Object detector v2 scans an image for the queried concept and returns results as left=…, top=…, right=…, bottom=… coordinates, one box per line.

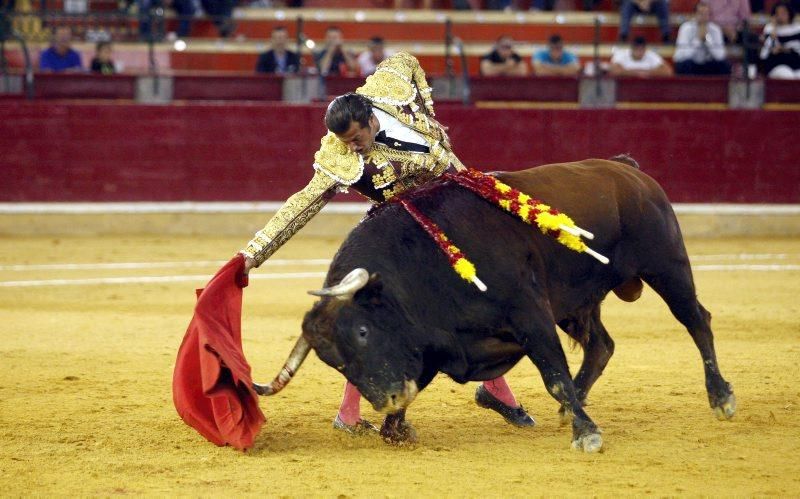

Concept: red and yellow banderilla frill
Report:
left=397, top=169, right=608, bottom=292
left=400, top=199, right=487, bottom=292
left=446, top=169, right=609, bottom=265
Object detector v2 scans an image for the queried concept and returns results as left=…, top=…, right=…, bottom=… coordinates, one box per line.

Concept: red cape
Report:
left=172, top=254, right=265, bottom=451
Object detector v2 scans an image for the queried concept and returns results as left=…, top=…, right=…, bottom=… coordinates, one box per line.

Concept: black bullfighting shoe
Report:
left=332, top=415, right=380, bottom=435
left=475, top=385, right=536, bottom=427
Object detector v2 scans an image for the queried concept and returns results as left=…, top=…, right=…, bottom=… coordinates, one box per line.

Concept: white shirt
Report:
left=372, top=108, right=427, bottom=148
left=674, top=20, right=727, bottom=63
left=611, top=48, right=666, bottom=71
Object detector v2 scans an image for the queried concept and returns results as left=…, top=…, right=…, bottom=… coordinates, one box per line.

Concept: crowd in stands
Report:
left=23, top=0, right=800, bottom=80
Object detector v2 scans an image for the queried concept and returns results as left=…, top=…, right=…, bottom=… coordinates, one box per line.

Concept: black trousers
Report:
left=675, top=59, right=732, bottom=76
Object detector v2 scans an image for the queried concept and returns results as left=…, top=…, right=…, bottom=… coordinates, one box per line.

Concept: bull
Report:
left=254, top=157, right=736, bottom=453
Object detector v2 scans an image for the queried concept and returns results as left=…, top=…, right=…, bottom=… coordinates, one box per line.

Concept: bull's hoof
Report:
left=571, top=432, right=603, bottom=453
left=380, top=419, right=417, bottom=445
left=713, top=393, right=737, bottom=421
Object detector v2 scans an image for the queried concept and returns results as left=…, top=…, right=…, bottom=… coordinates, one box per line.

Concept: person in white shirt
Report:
left=610, top=36, right=673, bottom=77
left=357, top=36, right=394, bottom=77
left=674, top=1, right=732, bottom=75
left=760, top=1, right=800, bottom=79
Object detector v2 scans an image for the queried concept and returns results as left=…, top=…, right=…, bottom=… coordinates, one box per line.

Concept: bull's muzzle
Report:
left=375, top=380, right=419, bottom=414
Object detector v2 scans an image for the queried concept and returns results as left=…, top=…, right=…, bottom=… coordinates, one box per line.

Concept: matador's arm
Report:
left=241, top=132, right=363, bottom=268
left=240, top=171, right=337, bottom=267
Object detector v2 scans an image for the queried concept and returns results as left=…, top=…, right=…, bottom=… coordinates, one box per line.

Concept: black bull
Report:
left=254, top=158, right=736, bottom=452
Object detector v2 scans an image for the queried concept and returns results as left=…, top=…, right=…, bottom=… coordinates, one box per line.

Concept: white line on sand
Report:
left=1, top=265, right=798, bottom=287
left=2, top=254, right=797, bottom=272
left=690, top=253, right=797, bottom=261
left=692, top=264, right=800, bottom=271
left=0, top=259, right=331, bottom=271
left=0, top=272, right=328, bottom=287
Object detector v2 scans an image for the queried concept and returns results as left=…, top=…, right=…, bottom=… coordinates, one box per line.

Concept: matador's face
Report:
left=335, top=114, right=380, bottom=155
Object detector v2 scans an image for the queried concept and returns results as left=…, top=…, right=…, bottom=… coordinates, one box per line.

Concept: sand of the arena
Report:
left=1, top=234, right=798, bottom=496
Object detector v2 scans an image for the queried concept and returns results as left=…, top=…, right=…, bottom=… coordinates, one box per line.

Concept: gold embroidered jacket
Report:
left=242, top=52, right=465, bottom=266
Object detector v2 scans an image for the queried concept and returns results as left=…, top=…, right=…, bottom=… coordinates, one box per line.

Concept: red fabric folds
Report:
left=172, top=254, right=265, bottom=451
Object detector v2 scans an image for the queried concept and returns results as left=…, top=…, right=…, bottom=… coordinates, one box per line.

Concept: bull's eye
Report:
left=356, top=325, right=369, bottom=345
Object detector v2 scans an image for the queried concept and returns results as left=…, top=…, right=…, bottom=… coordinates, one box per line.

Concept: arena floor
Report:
left=1, top=233, right=799, bottom=496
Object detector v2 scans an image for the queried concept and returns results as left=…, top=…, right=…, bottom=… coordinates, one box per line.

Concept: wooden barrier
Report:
left=2, top=101, right=798, bottom=203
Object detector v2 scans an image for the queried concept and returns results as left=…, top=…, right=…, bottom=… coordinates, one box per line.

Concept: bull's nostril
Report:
left=391, top=394, right=397, bottom=404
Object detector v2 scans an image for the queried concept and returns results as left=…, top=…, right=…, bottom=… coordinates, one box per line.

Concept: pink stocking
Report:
left=337, top=381, right=362, bottom=425
left=482, top=376, right=519, bottom=407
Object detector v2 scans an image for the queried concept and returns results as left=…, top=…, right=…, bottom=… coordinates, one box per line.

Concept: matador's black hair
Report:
left=325, top=93, right=373, bottom=134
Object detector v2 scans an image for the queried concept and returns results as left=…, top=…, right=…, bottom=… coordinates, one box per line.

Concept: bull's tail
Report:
left=609, top=154, right=640, bottom=170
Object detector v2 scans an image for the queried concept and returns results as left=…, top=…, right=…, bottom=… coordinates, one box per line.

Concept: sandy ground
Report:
left=1, top=233, right=799, bottom=496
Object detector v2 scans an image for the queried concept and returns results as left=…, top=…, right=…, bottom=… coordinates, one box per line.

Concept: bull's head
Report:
left=254, top=269, right=423, bottom=414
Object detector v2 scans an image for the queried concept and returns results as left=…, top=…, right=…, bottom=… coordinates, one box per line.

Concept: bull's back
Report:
left=495, top=159, right=668, bottom=227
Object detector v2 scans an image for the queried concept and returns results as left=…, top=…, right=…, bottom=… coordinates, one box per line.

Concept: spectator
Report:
left=610, top=36, right=674, bottom=77
left=707, top=0, right=751, bottom=43
left=357, top=36, right=394, bottom=77
left=138, top=0, right=195, bottom=40
left=200, top=0, right=236, bottom=38
left=90, top=41, right=116, bottom=75
left=674, top=1, right=732, bottom=75
left=619, top=0, right=672, bottom=43
left=760, top=1, right=800, bottom=78
left=39, top=26, right=82, bottom=73
left=532, top=34, right=581, bottom=76
left=256, top=26, right=300, bottom=74
left=479, top=35, right=528, bottom=76
left=314, top=26, right=357, bottom=76
left=530, top=0, right=556, bottom=10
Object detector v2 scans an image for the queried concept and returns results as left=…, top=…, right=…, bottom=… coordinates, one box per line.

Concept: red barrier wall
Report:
left=2, top=101, right=798, bottom=203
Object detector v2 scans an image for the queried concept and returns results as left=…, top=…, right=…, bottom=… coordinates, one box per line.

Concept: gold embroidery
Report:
left=371, top=167, right=397, bottom=189
left=242, top=171, right=337, bottom=266
left=242, top=52, right=463, bottom=266
left=313, top=132, right=364, bottom=185
left=381, top=184, right=404, bottom=201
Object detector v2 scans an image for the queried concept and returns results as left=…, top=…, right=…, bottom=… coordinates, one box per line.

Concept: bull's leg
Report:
left=380, top=409, right=417, bottom=445
left=515, top=312, right=603, bottom=452
left=557, top=305, right=615, bottom=425
left=642, top=266, right=735, bottom=420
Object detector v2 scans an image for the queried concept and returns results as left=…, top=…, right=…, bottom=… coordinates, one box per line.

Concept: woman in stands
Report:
left=760, top=1, right=800, bottom=79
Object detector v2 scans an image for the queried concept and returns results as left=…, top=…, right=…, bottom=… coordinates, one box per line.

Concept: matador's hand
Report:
left=243, top=256, right=257, bottom=275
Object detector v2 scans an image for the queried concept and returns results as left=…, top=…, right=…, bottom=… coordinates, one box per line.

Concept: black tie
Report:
left=375, top=130, right=430, bottom=153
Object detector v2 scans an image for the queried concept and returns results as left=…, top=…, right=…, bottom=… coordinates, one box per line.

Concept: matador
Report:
left=240, top=52, right=534, bottom=433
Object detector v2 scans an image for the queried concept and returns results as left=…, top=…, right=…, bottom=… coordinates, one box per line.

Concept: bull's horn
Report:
left=307, top=268, right=369, bottom=299
left=253, top=335, right=311, bottom=396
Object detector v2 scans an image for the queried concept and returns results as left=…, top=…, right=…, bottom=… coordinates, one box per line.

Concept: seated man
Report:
left=610, top=36, right=673, bottom=77
left=241, top=52, right=535, bottom=433
left=674, top=1, right=731, bottom=75
left=39, top=26, right=82, bottom=73
left=532, top=34, right=581, bottom=76
left=479, top=35, right=528, bottom=76
left=314, top=26, right=358, bottom=77
left=619, top=0, right=672, bottom=43
left=256, top=26, right=300, bottom=74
